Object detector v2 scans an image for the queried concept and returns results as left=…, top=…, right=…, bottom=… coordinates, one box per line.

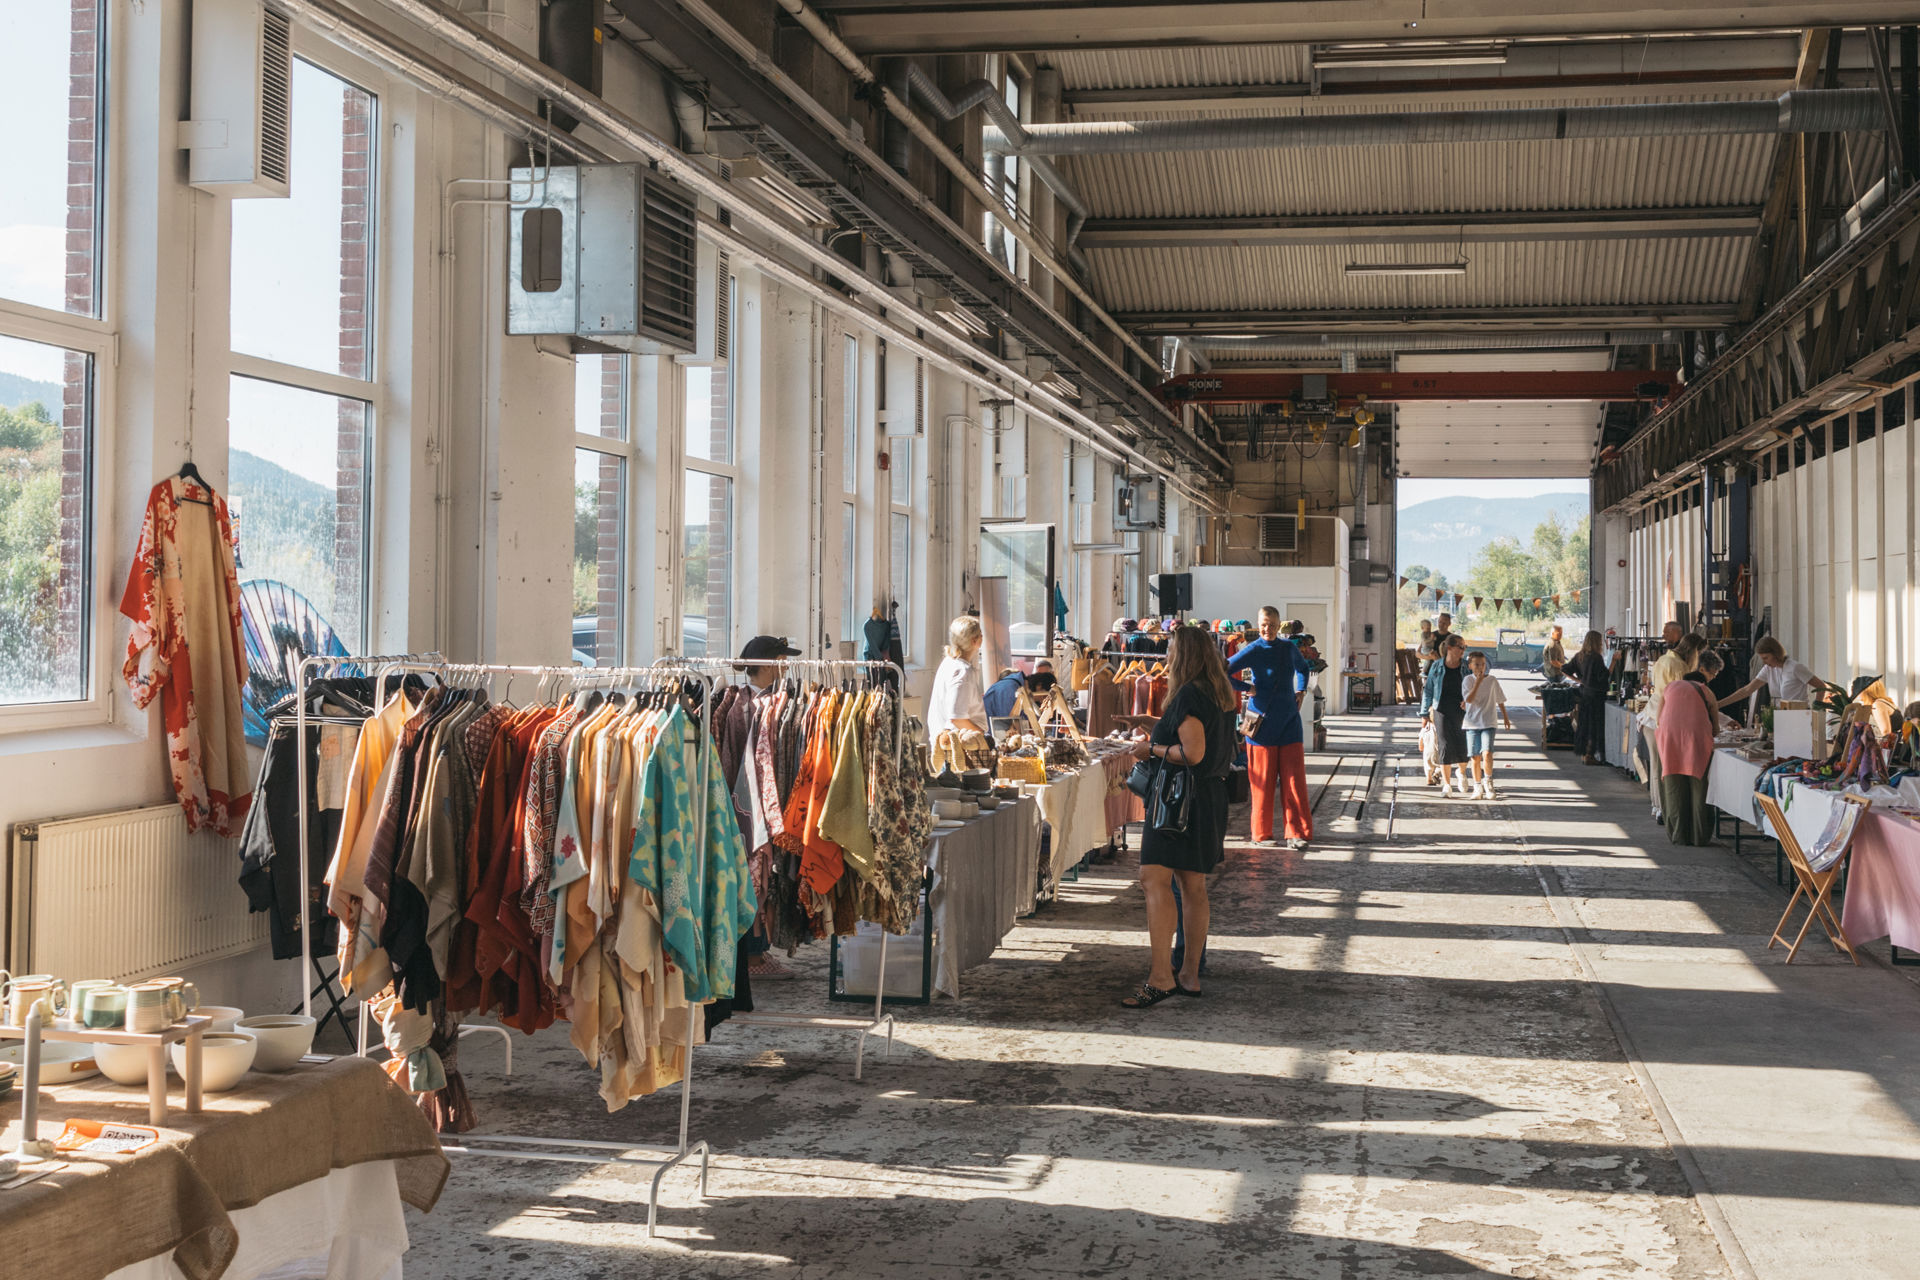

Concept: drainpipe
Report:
left=881, top=61, right=912, bottom=176
left=985, top=90, right=1886, bottom=156
left=667, top=82, right=708, bottom=154
left=537, top=0, right=602, bottom=133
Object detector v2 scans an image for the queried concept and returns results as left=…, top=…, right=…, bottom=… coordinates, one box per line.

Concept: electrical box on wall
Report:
left=183, top=0, right=292, bottom=198
left=1117, top=475, right=1165, bottom=529
left=508, top=164, right=697, bottom=353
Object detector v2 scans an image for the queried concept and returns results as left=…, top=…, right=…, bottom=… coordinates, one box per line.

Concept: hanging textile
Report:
left=120, top=475, right=252, bottom=836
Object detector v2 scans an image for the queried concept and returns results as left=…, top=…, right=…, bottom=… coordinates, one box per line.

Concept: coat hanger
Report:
left=176, top=458, right=213, bottom=505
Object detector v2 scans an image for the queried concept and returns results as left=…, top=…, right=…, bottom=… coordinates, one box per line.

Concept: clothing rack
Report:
left=665, top=655, right=911, bottom=1081
left=292, top=654, right=719, bottom=1236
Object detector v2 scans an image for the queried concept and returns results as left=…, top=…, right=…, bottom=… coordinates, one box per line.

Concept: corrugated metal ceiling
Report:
left=1044, top=45, right=1312, bottom=90
left=1060, top=94, right=1780, bottom=220
left=1089, top=235, right=1752, bottom=313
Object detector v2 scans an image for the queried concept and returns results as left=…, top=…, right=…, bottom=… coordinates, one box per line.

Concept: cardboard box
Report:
left=1775, top=707, right=1828, bottom=760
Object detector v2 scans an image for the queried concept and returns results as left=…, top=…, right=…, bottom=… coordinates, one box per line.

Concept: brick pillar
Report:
left=333, top=87, right=372, bottom=647
left=594, top=357, right=624, bottom=664
left=56, top=0, right=98, bottom=693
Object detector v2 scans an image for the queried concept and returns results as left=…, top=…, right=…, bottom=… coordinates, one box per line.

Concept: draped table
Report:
left=0, top=1055, right=446, bottom=1280
left=1704, top=746, right=1920, bottom=953
left=1603, top=701, right=1645, bottom=773
left=925, top=796, right=1043, bottom=998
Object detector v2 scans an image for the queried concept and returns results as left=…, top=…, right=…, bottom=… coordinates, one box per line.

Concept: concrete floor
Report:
left=401, top=677, right=1920, bottom=1279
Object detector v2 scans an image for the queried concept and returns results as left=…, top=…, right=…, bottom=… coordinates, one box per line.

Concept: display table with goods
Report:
left=0, top=1054, right=446, bottom=1280
left=924, top=796, right=1044, bottom=998
left=1603, top=700, right=1646, bottom=773
left=1704, top=700, right=1920, bottom=956
left=1002, top=732, right=1136, bottom=885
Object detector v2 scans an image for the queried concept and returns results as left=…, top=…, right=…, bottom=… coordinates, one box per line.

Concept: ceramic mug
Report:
left=82, top=983, right=129, bottom=1030
left=6, top=980, right=63, bottom=1027
left=67, top=980, right=112, bottom=1025
left=125, top=982, right=171, bottom=1034
left=154, top=978, right=200, bottom=1024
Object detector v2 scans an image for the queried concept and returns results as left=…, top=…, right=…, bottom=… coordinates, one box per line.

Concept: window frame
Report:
left=0, top=0, right=115, bottom=734
left=226, top=46, right=385, bottom=658
left=680, top=274, right=739, bottom=658
left=573, top=353, right=635, bottom=667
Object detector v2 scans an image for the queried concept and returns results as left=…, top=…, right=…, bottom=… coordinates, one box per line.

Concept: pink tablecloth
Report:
left=1841, top=810, right=1920, bottom=952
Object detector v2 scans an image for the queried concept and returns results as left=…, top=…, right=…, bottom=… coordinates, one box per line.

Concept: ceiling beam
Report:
left=1120, top=305, right=1742, bottom=334
left=1161, top=369, right=1677, bottom=403
left=1080, top=207, right=1763, bottom=250
left=813, top=1, right=1920, bottom=55
left=1065, top=70, right=1806, bottom=113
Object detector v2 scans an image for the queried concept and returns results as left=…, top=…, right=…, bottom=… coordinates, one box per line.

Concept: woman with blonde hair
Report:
left=927, top=614, right=986, bottom=740
left=1122, top=625, right=1236, bottom=1008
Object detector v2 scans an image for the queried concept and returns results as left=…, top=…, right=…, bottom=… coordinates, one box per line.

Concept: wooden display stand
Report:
left=1, top=1016, right=209, bottom=1124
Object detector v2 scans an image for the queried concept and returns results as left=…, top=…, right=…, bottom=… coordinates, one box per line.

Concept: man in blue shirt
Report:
left=1229, top=607, right=1313, bottom=849
left=982, top=668, right=1028, bottom=722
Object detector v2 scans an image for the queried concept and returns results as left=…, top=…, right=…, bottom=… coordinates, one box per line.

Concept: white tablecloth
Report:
left=108, top=1160, right=410, bottom=1280
left=1032, top=764, right=1113, bottom=883
left=926, top=797, right=1043, bottom=998
left=1603, top=701, right=1644, bottom=773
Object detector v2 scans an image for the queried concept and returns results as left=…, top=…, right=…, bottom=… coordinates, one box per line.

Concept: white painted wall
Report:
left=1189, top=565, right=1350, bottom=710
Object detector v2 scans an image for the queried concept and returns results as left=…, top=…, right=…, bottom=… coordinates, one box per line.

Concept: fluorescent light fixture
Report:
left=1345, top=261, right=1468, bottom=277
left=1316, top=52, right=1509, bottom=68
left=1315, top=41, right=1509, bottom=69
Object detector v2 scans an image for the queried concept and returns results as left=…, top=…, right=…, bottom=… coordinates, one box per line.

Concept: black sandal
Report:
left=1121, top=982, right=1177, bottom=1009
left=1173, top=981, right=1203, bottom=997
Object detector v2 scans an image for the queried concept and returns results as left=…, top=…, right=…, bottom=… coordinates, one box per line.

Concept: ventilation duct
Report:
left=984, top=90, right=1885, bottom=156
left=902, top=66, right=1093, bottom=275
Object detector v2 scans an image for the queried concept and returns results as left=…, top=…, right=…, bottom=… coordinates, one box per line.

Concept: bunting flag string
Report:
left=1473, top=596, right=1483, bottom=609
left=1398, top=575, right=1408, bottom=589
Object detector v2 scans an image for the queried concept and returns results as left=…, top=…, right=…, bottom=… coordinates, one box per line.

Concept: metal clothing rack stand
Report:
left=668, top=655, right=912, bottom=1080
left=293, top=654, right=723, bottom=1236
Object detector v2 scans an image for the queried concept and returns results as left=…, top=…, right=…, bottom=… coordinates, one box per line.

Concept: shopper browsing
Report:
left=1228, top=606, right=1313, bottom=849
left=1461, top=651, right=1513, bottom=800
left=927, top=615, right=987, bottom=739
left=1643, top=631, right=1704, bottom=821
left=1657, top=650, right=1724, bottom=845
left=1420, top=634, right=1472, bottom=797
left=1544, top=625, right=1567, bottom=680
left=1569, top=630, right=1611, bottom=765
left=1121, top=626, right=1236, bottom=1009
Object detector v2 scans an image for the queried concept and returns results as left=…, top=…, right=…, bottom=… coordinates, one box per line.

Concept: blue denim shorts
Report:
left=1465, top=727, right=1495, bottom=756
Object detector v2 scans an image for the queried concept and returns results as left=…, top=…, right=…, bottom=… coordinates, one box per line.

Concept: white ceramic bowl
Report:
left=197, top=1005, right=246, bottom=1033
left=236, top=1014, right=317, bottom=1072
left=92, top=1039, right=152, bottom=1086
left=171, top=1032, right=256, bottom=1092
left=0, top=1041, right=101, bottom=1085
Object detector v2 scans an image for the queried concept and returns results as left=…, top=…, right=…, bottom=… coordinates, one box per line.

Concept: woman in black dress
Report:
left=1570, top=630, right=1611, bottom=764
left=1420, top=634, right=1471, bottom=796
left=1121, top=625, right=1236, bottom=1009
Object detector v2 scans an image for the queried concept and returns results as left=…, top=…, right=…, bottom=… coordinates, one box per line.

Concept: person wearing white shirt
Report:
left=1717, top=636, right=1836, bottom=710
left=1461, top=652, right=1514, bottom=800
left=927, top=614, right=988, bottom=740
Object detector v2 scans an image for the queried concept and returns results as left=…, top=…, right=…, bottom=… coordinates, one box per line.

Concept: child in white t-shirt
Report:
left=1461, top=652, right=1514, bottom=800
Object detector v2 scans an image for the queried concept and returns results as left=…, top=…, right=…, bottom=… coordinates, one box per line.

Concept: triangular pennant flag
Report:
left=1473, top=596, right=1483, bottom=609
left=1553, top=594, right=1561, bottom=607
left=1532, top=597, right=1543, bottom=608
left=1398, top=576, right=1408, bottom=589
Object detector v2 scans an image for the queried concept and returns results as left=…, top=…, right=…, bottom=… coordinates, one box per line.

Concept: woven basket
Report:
left=997, top=755, right=1047, bottom=785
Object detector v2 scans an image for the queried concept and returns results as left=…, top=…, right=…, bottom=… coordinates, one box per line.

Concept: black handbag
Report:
left=1147, top=761, right=1195, bottom=834
left=1126, top=756, right=1158, bottom=799
left=1225, top=766, right=1250, bottom=805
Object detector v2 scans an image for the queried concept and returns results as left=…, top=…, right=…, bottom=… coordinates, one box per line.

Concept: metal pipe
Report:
left=902, top=65, right=1093, bottom=274
left=985, top=89, right=1887, bottom=155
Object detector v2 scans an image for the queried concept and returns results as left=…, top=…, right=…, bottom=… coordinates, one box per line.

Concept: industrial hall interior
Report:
left=15, top=0, right=1920, bottom=1277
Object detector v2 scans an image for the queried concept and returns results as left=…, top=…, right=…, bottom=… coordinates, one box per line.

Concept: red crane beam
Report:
left=1158, top=370, right=1678, bottom=405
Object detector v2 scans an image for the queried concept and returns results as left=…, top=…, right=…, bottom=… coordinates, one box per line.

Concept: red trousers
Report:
left=1248, top=741, right=1311, bottom=842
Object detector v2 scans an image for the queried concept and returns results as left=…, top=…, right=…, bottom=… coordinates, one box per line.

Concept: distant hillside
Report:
left=1398, top=492, right=1588, bottom=583
left=0, top=372, right=61, bottom=413
left=228, top=449, right=337, bottom=616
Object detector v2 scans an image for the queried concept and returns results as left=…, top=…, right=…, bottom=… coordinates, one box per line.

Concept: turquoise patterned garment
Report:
left=630, top=704, right=759, bottom=1002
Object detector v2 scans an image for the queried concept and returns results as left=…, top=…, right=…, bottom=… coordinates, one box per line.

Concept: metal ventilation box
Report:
left=508, top=164, right=697, bottom=354
left=184, top=0, right=292, bottom=197
left=1257, top=513, right=1300, bottom=553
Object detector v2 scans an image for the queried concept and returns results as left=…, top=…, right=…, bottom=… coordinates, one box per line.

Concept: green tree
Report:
left=1403, top=563, right=1432, bottom=584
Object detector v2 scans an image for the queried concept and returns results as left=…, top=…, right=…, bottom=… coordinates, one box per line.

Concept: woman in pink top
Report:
left=1655, top=650, right=1723, bottom=845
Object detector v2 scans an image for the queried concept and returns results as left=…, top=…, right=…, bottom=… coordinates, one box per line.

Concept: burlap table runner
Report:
left=0, top=1054, right=448, bottom=1280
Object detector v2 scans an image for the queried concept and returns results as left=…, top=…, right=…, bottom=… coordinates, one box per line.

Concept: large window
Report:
left=574, top=355, right=630, bottom=666
left=0, top=1, right=107, bottom=723
left=683, top=276, right=737, bottom=657
left=229, top=59, right=378, bottom=651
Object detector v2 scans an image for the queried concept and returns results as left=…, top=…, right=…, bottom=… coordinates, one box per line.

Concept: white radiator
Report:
left=7, top=803, right=270, bottom=982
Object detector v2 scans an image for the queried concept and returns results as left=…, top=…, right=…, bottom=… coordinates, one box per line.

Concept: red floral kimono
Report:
left=120, top=476, right=252, bottom=836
